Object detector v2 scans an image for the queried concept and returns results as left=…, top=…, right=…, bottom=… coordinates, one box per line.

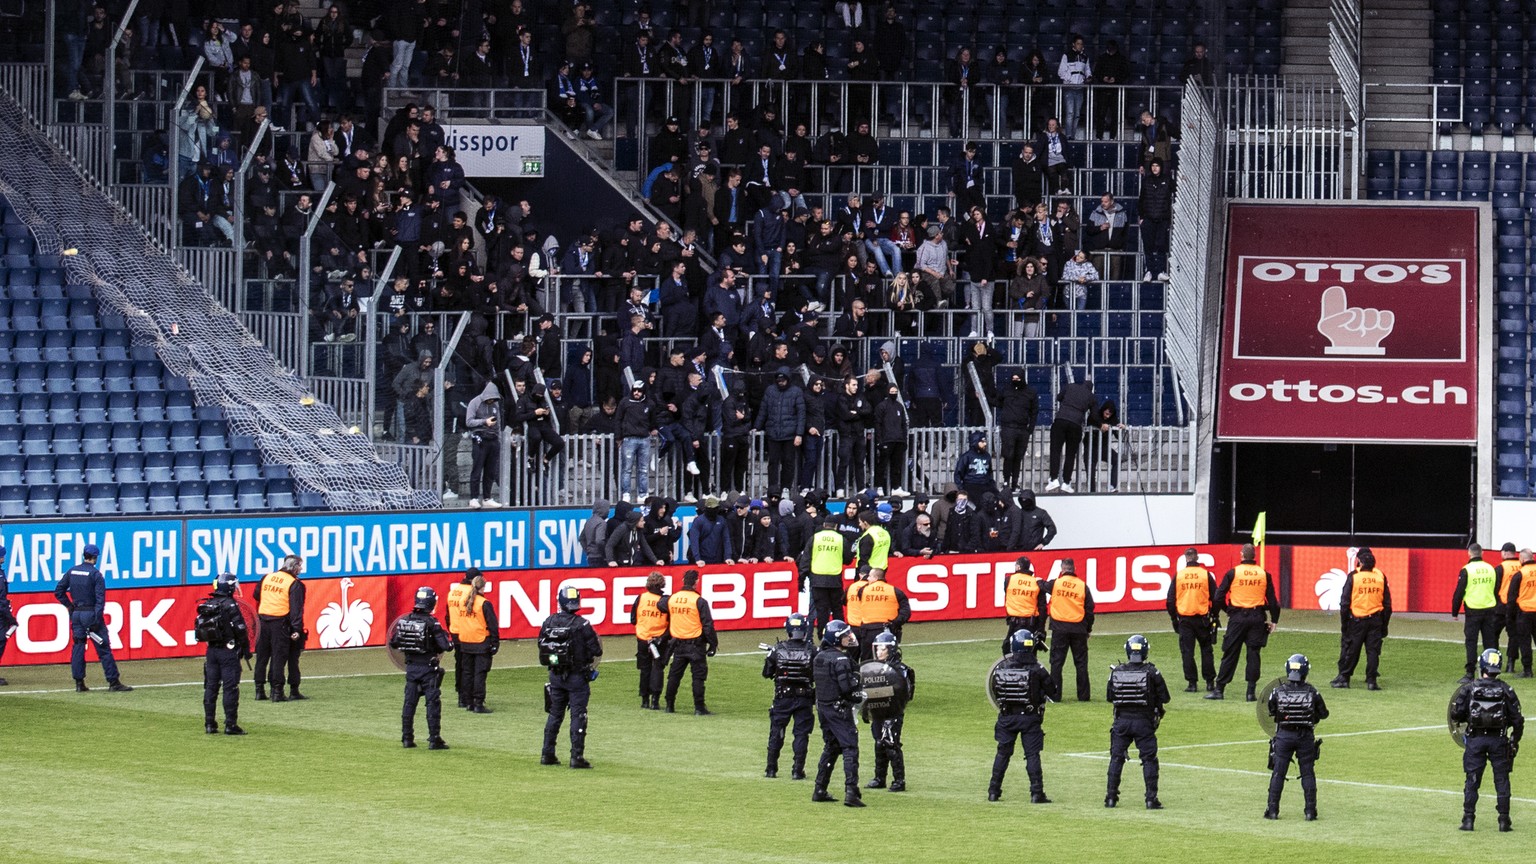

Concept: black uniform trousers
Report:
left=468, top=434, right=498, bottom=500
left=1049, top=628, right=1091, bottom=701
left=999, top=425, right=1030, bottom=487
left=1514, top=610, right=1536, bottom=674
left=1047, top=417, right=1083, bottom=483
left=767, top=690, right=815, bottom=773
left=1337, top=614, right=1385, bottom=682
left=990, top=709, right=1045, bottom=795
left=869, top=709, right=905, bottom=784
left=665, top=638, right=709, bottom=709
left=636, top=637, right=667, bottom=703
left=543, top=669, right=591, bottom=760
left=402, top=659, right=443, bottom=743
left=1463, top=610, right=1501, bottom=674
left=1107, top=712, right=1158, bottom=799
left=254, top=617, right=293, bottom=691
left=815, top=701, right=860, bottom=793
left=1463, top=732, right=1514, bottom=819
left=1216, top=609, right=1269, bottom=690
left=459, top=648, right=492, bottom=706
left=1176, top=615, right=1216, bottom=687
left=0, top=596, right=15, bottom=666
left=453, top=644, right=466, bottom=704
left=1267, top=727, right=1318, bottom=811
left=809, top=585, right=843, bottom=636
left=203, top=644, right=241, bottom=727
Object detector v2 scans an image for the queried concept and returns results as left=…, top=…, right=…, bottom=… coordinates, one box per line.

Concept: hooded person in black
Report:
left=945, top=490, right=983, bottom=554
left=873, top=379, right=909, bottom=495
left=954, top=431, right=997, bottom=501
left=641, top=498, right=682, bottom=563
left=1048, top=376, right=1098, bottom=493
left=720, top=379, right=753, bottom=494
left=1015, top=490, right=1057, bottom=550
left=998, top=371, right=1039, bottom=489
left=605, top=506, right=659, bottom=567
left=981, top=491, right=1018, bottom=553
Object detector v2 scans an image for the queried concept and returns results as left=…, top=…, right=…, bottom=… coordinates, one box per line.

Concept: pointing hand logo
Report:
left=1317, top=285, right=1394, bottom=356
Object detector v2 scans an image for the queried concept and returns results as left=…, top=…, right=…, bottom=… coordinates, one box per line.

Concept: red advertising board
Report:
left=1217, top=202, right=1483, bottom=443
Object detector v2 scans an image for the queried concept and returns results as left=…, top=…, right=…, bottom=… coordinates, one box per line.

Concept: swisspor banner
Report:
left=1217, top=202, right=1484, bottom=443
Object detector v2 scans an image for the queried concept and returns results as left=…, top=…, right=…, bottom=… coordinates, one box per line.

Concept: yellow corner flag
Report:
left=1252, top=512, right=1267, bottom=547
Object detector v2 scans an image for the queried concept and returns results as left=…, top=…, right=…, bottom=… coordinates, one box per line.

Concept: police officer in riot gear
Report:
left=446, top=569, right=499, bottom=712
left=812, top=619, right=865, bottom=807
left=1331, top=547, right=1392, bottom=690
left=1264, top=653, right=1328, bottom=820
left=1451, top=648, right=1524, bottom=831
left=1045, top=558, right=1095, bottom=701
left=254, top=555, right=306, bottom=701
left=1166, top=547, right=1218, bottom=693
left=988, top=628, right=1060, bottom=803
left=1105, top=634, right=1170, bottom=809
left=195, top=573, right=251, bottom=735
left=1209, top=544, right=1279, bottom=702
left=1453, top=544, right=1502, bottom=683
left=0, top=544, right=14, bottom=686
left=54, top=544, right=132, bottom=692
left=1003, top=556, right=1045, bottom=649
left=763, top=612, right=817, bottom=779
left=390, top=587, right=453, bottom=750
left=539, top=584, right=604, bottom=768
left=660, top=569, right=718, bottom=714
left=801, top=519, right=852, bottom=637
left=864, top=630, right=916, bottom=792
left=632, top=571, right=670, bottom=710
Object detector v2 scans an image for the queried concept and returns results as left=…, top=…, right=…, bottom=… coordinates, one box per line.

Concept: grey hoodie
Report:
left=466, top=381, right=502, bottom=439
left=581, top=498, right=611, bottom=565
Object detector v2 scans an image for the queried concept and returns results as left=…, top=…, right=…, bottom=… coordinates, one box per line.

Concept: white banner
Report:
left=440, top=123, right=545, bottom=177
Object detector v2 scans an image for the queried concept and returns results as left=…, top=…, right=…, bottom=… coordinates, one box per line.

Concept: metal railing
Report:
left=1165, top=81, right=1221, bottom=425
left=1364, top=82, right=1464, bottom=150
left=0, top=63, right=46, bottom=120
left=382, top=86, right=547, bottom=122
left=1224, top=74, right=1348, bottom=201
left=1329, top=0, right=1363, bottom=199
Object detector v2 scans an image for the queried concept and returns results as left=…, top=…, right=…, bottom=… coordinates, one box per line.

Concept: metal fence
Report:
left=1165, top=81, right=1221, bottom=423
left=1328, top=0, right=1363, bottom=199
left=382, top=86, right=547, bottom=122
left=0, top=62, right=45, bottom=120
left=1224, top=74, right=1349, bottom=201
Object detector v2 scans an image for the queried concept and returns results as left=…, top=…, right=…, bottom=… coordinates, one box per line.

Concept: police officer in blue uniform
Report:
left=0, top=544, right=14, bottom=686
left=1105, top=634, right=1170, bottom=809
left=763, top=612, right=817, bottom=780
left=1451, top=648, right=1524, bottom=831
left=390, top=587, right=453, bottom=750
left=812, top=619, right=865, bottom=807
left=865, top=629, right=916, bottom=793
left=539, top=584, right=604, bottom=769
left=987, top=628, right=1059, bottom=803
left=1264, top=653, right=1328, bottom=820
left=195, top=573, right=251, bottom=735
left=53, top=544, right=132, bottom=692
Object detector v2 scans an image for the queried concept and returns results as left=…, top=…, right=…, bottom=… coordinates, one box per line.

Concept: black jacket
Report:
left=997, top=381, right=1039, bottom=430
left=1014, top=491, right=1057, bottom=549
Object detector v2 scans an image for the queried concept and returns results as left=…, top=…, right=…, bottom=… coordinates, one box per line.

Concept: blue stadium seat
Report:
left=141, top=420, right=172, bottom=453
left=87, top=484, right=118, bottom=516
left=172, top=451, right=203, bottom=482
left=28, top=484, right=59, bottom=517
left=0, top=485, right=23, bottom=518
left=147, top=482, right=178, bottom=514
left=143, top=451, right=174, bottom=483
left=207, top=480, right=237, bottom=512
left=117, top=482, right=149, bottom=514
left=203, top=450, right=232, bottom=482
left=176, top=480, right=208, bottom=513
left=22, top=454, right=52, bottom=485
left=0, top=453, right=20, bottom=487
left=54, top=453, right=85, bottom=485
left=111, top=421, right=143, bottom=453
left=236, top=478, right=266, bottom=510
left=57, top=483, right=89, bottom=516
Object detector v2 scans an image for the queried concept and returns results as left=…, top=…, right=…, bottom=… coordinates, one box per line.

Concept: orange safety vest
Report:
left=1048, top=575, right=1087, bottom=623
left=844, top=580, right=866, bottom=627
left=1349, top=569, right=1386, bottom=618
left=1174, top=566, right=1212, bottom=617
left=668, top=590, right=703, bottom=639
left=449, top=593, right=491, bottom=644
left=1518, top=563, right=1536, bottom=613
left=444, top=583, right=474, bottom=635
left=1499, top=560, right=1521, bottom=604
left=258, top=571, right=295, bottom=617
left=860, top=581, right=899, bottom=624
left=1227, top=564, right=1269, bottom=609
left=634, top=591, right=669, bottom=640
left=1005, top=572, right=1043, bottom=617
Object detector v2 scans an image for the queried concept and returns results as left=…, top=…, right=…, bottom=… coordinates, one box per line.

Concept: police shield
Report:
left=385, top=616, right=410, bottom=671
left=985, top=656, right=1007, bottom=710
left=1448, top=689, right=1469, bottom=749
left=859, top=660, right=906, bottom=720
left=1256, top=677, right=1284, bottom=737
left=235, top=599, right=258, bottom=650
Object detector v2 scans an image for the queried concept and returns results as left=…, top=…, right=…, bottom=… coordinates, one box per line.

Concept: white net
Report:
left=0, top=91, right=438, bottom=511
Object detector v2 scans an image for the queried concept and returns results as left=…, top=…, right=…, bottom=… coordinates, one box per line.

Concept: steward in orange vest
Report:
left=254, top=554, right=307, bottom=702
left=1003, top=556, right=1045, bottom=649
left=1503, top=548, right=1536, bottom=677
left=1045, top=558, right=1096, bottom=702
left=1164, top=547, right=1218, bottom=693
left=1207, top=543, right=1279, bottom=702
left=630, top=571, right=670, bottom=710
left=1497, top=541, right=1522, bottom=671
left=446, top=568, right=499, bottom=712
left=1329, top=547, right=1392, bottom=691
left=658, top=569, right=718, bottom=714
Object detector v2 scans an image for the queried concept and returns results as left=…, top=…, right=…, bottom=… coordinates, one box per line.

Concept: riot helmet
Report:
left=557, top=584, right=582, bottom=613
left=784, top=613, right=811, bottom=641
left=1480, top=648, right=1504, bottom=677
left=413, top=586, right=438, bottom=613
left=872, top=629, right=899, bottom=662
left=1124, top=634, right=1149, bottom=663
left=1285, top=653, right=1310, bottom=682
left=214, top=572, right=239, bottom=596
left=822, top=619, right=857, bottom=649
left=1009, top=628, right=1040, bottom=661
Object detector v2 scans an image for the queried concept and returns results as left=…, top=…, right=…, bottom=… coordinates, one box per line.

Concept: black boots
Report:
left=108, top=680, right=133, bottom=692
left=1365, top=679, right=1381, bottom=691
left=1245, top=683, right=1257, bottom=702
left=255, top=686, right=267, bottom=701
left=1030, top=791, right=1052, bottom=804
left=288, top=689, right=307, bottom=701
left=570, top=757, right=592, bottom=769
left=1499, top=815, right=1513, bottom=832
left=1460, top=814, right=1475, bottom=831
left=1146, top=797, right=1163, bottom=810
left=205, top=720, right=219, bottom=734
left=469, top=702, right=492, bottom=714
left=1105, top=795, right=1118, bottom=808
left=811, top=789, right=837, bottom=802
left=74, top=679, right=89, bottom=692
left=694, top=704, right=713, bottom=716
left=428, top=737, right=450, bottom=750
left=1183, top=682, right=1198, bottom=693
left=1204, top=688, right=1223, bottom=700
left=225, top=724, right=246, bottom=736
left=540, top=753, right=560, bottom=765
left=844, top=787, right=865, bottom=808
left=1330, top=676, right=1349, bottom=689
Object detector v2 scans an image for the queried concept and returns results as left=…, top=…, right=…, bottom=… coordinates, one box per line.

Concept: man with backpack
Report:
left=1451, top=648, right=1524, bottom=831
left=195, top=573, right=252, bottom=735
left=539, top=584, right=604, bottom=768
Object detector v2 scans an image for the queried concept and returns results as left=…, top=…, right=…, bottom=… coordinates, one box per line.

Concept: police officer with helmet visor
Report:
left=1105, top=634, right=1170, bottom=809
left=390, top=587, right=453, bottom=750
left=195, top=573, right=251, bottom=735
left=763, top=612, right=817, bottom=779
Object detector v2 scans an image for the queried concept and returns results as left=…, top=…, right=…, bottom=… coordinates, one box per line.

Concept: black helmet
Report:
left=822, top=619, right=856, bottom=649
left=872, top=629, right=899, bottom=662
left=1009, top=628, right=1040, bottom=660
left=557, top=584, right=582, bottom=613
left=784, top=613, right=810, bottom=641
left=413, top=586, right=437, bottom=613
left=1124, top=634, right=1149, bottom=663
left=214, top=572, right=239, bottom=595
left=1285, top=653, right=1310, bottom=682
left=1480, top=648, right=1504, bottom=677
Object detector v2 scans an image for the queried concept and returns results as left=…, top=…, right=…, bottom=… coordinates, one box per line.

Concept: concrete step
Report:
left=1364, top=69, right=1431, bottom=84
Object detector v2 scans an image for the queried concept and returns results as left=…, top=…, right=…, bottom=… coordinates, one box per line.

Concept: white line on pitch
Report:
left=1063, top=724, right=1444, bottom=757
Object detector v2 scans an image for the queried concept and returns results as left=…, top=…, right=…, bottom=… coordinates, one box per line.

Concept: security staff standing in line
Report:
left=254, top=555, right=306, bottom=702
left=1002, top=557, right=1044, bottom=650
left=1452, top=544, right=1501, bottom=683
left=854, top=567, right=910, bottom=659
left=1166, top=547, right=1218, bottom=694
left=53, top=544, right=132, bottom=692
left=1207, top=543, right=1279, bottom=702
left=865, top=630, right=915, bottom=793
left=1263, top=653, right=1328, bottom=821
left=1496, top=542, right=1522, bottom=669
left=632, top=571, right=670, bottom=709
left=1045, top=558, right=1094, bottom=701
left=539, top=584, right=604, bottom=768
left=1104, top=634, right=1170, bottom=809
left=0, top=545, right=14, bottom=685
left=801, top=519, right=851, bottom=637
left=853, top=509, right=892, bottom=578
left=987, top=628, right=1059, bottom=803
left=763, top=612, right=817, bottom=779
left=811, top=619, right=865, bottom=807
left=660, top=569, right=718, bottom=714
left=1451, top=648, right=1524, bottom=831
left=194, top=573, right=250, bottom=735
left=1330, top=547, right=1391, bottom=690
left=390, top=587, right=453, bottom=750
left=1504, top=549, right=1536, bottom=677
left=446, top=569, right=498, bottom=712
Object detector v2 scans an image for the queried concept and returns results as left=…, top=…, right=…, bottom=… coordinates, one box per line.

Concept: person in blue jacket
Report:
left=53, top=544, right=133, bottom=692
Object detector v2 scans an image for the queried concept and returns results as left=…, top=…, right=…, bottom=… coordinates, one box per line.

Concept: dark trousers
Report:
left=721, top=436, right=749, bottom=492
left=1464, top=610, right=1500, bottom=674
left=798, top=433, right=824, bottom=490
left=635, top=637, right=667, bottom=703
left=1513, top=611, right=1536, bottom=673
left=459, top=649, right=492, bottom=706
left=767, top=691, right=815, bottom=773
left=765, top=438, right=797, bottom=494
left=1049, top=628, right=1091, bottom=700
left=0, top=597, right=13, bottom=666
left=402, top=661, right=443, bottom=743
left=810, top=585, right=844, bottom=636
left=990, top=710, right=1044, bottom=795
left=856, top=622, right=901, bottom=661
left=1463, top=733, right=1514, bottom=819
left=68, top=610, right=120, bottom=682
left=527, top=425, right=566, bottom=465
left=911, top=397, right=942, bottom=427
left=999, top=425, right=1031, bottom=487
left=203, top=645, right=241, bottom=727
left=1047, top=418, right=1083, bottom=483
left=543, top=671, right=591, bottom=760
left=1336, top=614, right=1385, bottom=682
left=1268, top=728, right=1318, bottom=812
left=1107, top=713, right=1159, bottom=800
left=869, top=710, right=905, bottom=784
left=1216, top=611, right=1270, bottom=690
left=254, top=617, right=292, bottom=691
left=1176, top=615, right=1217, bottom=687
left=665, top=642, right=709, bottom=708
left=469, top=435, right=498, bottom=500
left=815, top=702, right=861, bottom=794
left=875, top=442, right=906, bottom=492
left=452, top=645, right=465, bottom=704
left=836, top=434, right=866, bottom=492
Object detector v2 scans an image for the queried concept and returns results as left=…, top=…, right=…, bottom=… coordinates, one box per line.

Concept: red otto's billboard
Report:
left=1217, top=202, right=1483, bottom=443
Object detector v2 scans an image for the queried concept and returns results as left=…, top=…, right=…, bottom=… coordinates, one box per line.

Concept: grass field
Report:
left=0, top=610, right=1530, bottom=863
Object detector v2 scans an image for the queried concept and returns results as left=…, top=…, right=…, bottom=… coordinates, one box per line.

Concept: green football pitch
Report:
left=0, top=610, right=1528, bottom=863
